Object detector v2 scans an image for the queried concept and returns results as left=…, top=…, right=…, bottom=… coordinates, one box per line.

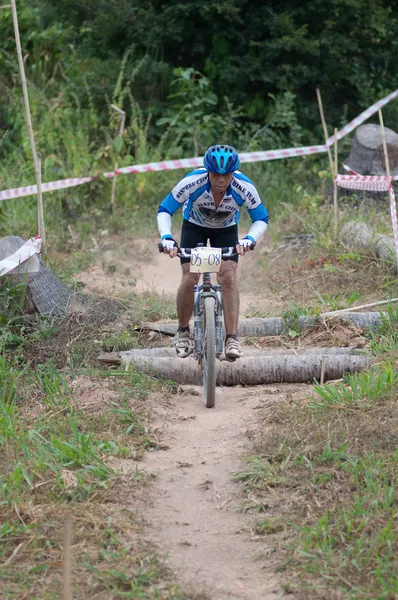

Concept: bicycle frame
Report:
left=193, top=272, right=223, bottom=359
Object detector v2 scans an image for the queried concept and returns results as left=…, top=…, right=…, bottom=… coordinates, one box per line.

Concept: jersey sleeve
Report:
left=158, top=169, right=208, bottom=215
left=232, top=172, right=268, bottom=223
left=158, top=180, right=187, bottom=216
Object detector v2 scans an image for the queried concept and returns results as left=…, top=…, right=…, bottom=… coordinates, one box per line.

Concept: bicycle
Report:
left=159, top=243, right=239, bottom=408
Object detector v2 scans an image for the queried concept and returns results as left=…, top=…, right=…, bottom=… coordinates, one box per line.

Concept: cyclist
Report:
left=157, top=144, right=268, bottom=360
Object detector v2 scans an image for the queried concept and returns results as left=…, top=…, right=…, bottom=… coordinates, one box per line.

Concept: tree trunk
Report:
left=98, top=345, right=362, bottom=366
left=138, top=312, right=382, bottom=337
left=344, top=124, right=398, bottom=175
left=98, top=352, right=371, bottom=385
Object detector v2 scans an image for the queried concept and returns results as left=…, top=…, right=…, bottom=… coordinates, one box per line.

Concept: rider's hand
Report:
left=161, top=236, right=178, bottom=258
left=236, top=237, right=256, bottom=255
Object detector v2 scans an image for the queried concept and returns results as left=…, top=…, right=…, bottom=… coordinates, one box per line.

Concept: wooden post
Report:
left=316, top=88, right=334, bottom=172
left=36, top=152, right=45, bottom=248
left=378, top=109, right=391, bottom=179
left=110, top=104, right=126, bottom=209
left=11, top=0, right=46, bottom=245
left=333, top=128, right=339, bottom=239
left=63, top=513, right=72, bottom=600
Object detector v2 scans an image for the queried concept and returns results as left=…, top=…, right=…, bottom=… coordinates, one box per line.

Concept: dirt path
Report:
left=78, top=235, right=291, bottom=597
left=143, top=385, right=286, bottom=599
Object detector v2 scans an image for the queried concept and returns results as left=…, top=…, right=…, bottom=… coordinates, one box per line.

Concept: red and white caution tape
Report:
left=342, top=163, right=360, bottom=176
left=0, top=236, right=42, bottom=277
left=102, top=145, right=329, bottom=178
left=1, top=89, right=398, bottom=201
left=0, top=177, right=94, bottom=202
left=336, top=174, right=391, bottom=192
left=239, top=145, right=328, bottom=163
left=327, top=89, right=398, bottom=145
left=389, top=186, right=398, bottom=263
left=1, top=147, right=328, bottom=199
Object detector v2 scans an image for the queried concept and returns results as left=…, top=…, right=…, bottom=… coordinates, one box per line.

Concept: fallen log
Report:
left=340, top=222, right=397, bottom=270
left=100, top=352, right=371, bottom=385
left=137, top=312, right=382, bottom=337
left=98, top=345, right=363, bottom=366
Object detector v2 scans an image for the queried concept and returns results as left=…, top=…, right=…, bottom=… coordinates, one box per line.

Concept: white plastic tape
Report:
left=0, top=237, right=42, bottom=277
left=102, top=145, right=329, bottom=178
left=0, top=177, right=94, bottom=202
left=336, top=175, right=391, bottom=192
left=327, top=89, right=398, bottom=145
left=1, top=89, right=398, bottom=201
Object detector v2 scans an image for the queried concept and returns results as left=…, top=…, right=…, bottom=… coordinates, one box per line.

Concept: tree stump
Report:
left=344, top=123, right=398, bottom=175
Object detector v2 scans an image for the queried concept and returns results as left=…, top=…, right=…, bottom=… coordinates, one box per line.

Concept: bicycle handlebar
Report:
left=158, top=243, right=239, bottom=258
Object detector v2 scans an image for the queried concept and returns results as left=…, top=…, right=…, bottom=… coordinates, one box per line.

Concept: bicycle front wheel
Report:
left=202, top=296, right=216, bottom=408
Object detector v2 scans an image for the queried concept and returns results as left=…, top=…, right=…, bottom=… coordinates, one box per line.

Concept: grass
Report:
left=0, top=503, right=201, bottom=599
left=235, top=321, right=398, bottom=598
left=0, top=284, right=194, bottom=598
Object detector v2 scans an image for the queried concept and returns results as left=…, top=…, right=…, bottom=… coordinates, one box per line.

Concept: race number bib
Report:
left=190, top=247, right=222, bottom=273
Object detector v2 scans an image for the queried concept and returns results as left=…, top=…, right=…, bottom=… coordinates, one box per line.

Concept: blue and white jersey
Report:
left=158, top=168, right=268, bottom=229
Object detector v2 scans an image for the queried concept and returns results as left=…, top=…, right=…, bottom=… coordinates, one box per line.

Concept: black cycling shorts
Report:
left=179, top=220, right=239, bottom=264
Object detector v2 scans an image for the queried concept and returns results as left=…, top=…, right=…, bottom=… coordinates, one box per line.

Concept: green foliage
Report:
left=316, top=289, right=362, bottom=311
left=281, top=303, right=319, bottom=338
left=310, top=362, right=398, bottom=409
left=1, top=0, right=398, bottom=239
left=296, top=451, right=398, bottom=599
left=156, top=67, right=243, bottom=155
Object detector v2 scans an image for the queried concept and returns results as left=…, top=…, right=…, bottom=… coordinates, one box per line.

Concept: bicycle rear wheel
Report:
left=202, top=296, right=216, bottom=408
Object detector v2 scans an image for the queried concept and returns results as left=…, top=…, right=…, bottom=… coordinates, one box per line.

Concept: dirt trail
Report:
left=143, top=385, right=287, bottom=599
left=79, top=235, right=291, bottom=597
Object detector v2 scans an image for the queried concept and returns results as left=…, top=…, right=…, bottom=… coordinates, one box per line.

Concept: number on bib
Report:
left=190, top=247, right=222, bottom=273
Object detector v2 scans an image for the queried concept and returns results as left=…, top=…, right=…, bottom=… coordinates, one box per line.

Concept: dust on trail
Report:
left=78, top=234, right=293, bottom=598
left=76, top=234, right=286, bottom=318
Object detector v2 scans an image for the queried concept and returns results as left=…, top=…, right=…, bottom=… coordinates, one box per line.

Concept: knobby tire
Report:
left=203, top=296, right=216, bottom=408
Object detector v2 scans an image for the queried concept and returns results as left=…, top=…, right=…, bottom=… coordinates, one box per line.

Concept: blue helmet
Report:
left=203, top=145, right=240, bottom=174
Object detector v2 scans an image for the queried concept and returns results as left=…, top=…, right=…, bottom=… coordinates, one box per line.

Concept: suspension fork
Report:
left=193, top=274, right=223, bottom=358
left=193, top=284, right=202, bottom=356
left=214, top=284, right=223, bottom=357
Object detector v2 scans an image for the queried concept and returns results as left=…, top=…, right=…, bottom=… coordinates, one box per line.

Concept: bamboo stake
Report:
left=63, top=513, right=72, bottom=600
left=333, top=127, right=339, bottom=239
left=36, top=152, right=45, bottom=251
left=321, top=297, right=398, bottom=317
left=316, top=88, right=334, bottom=171
left=10, top=0, right=46, bottom=245
left=378, top=108, right=391, bottom=179
left=110, top=104, right=126, bottom=209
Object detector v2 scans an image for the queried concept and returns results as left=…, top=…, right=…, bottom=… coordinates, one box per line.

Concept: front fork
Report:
left=193, top=285, right=202, bottom=357
left=193, top=284, right=223, bottom=359
left=214, top=284, right=223, bottom=357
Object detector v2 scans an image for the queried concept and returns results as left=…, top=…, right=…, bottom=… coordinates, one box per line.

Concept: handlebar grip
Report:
left=158, top=242, right=164, bottom=253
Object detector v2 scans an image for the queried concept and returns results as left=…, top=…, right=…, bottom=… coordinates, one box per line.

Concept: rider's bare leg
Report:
left=217, top=261, right=239, bottom=335
left=177, top=263, right=199, bottom=327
